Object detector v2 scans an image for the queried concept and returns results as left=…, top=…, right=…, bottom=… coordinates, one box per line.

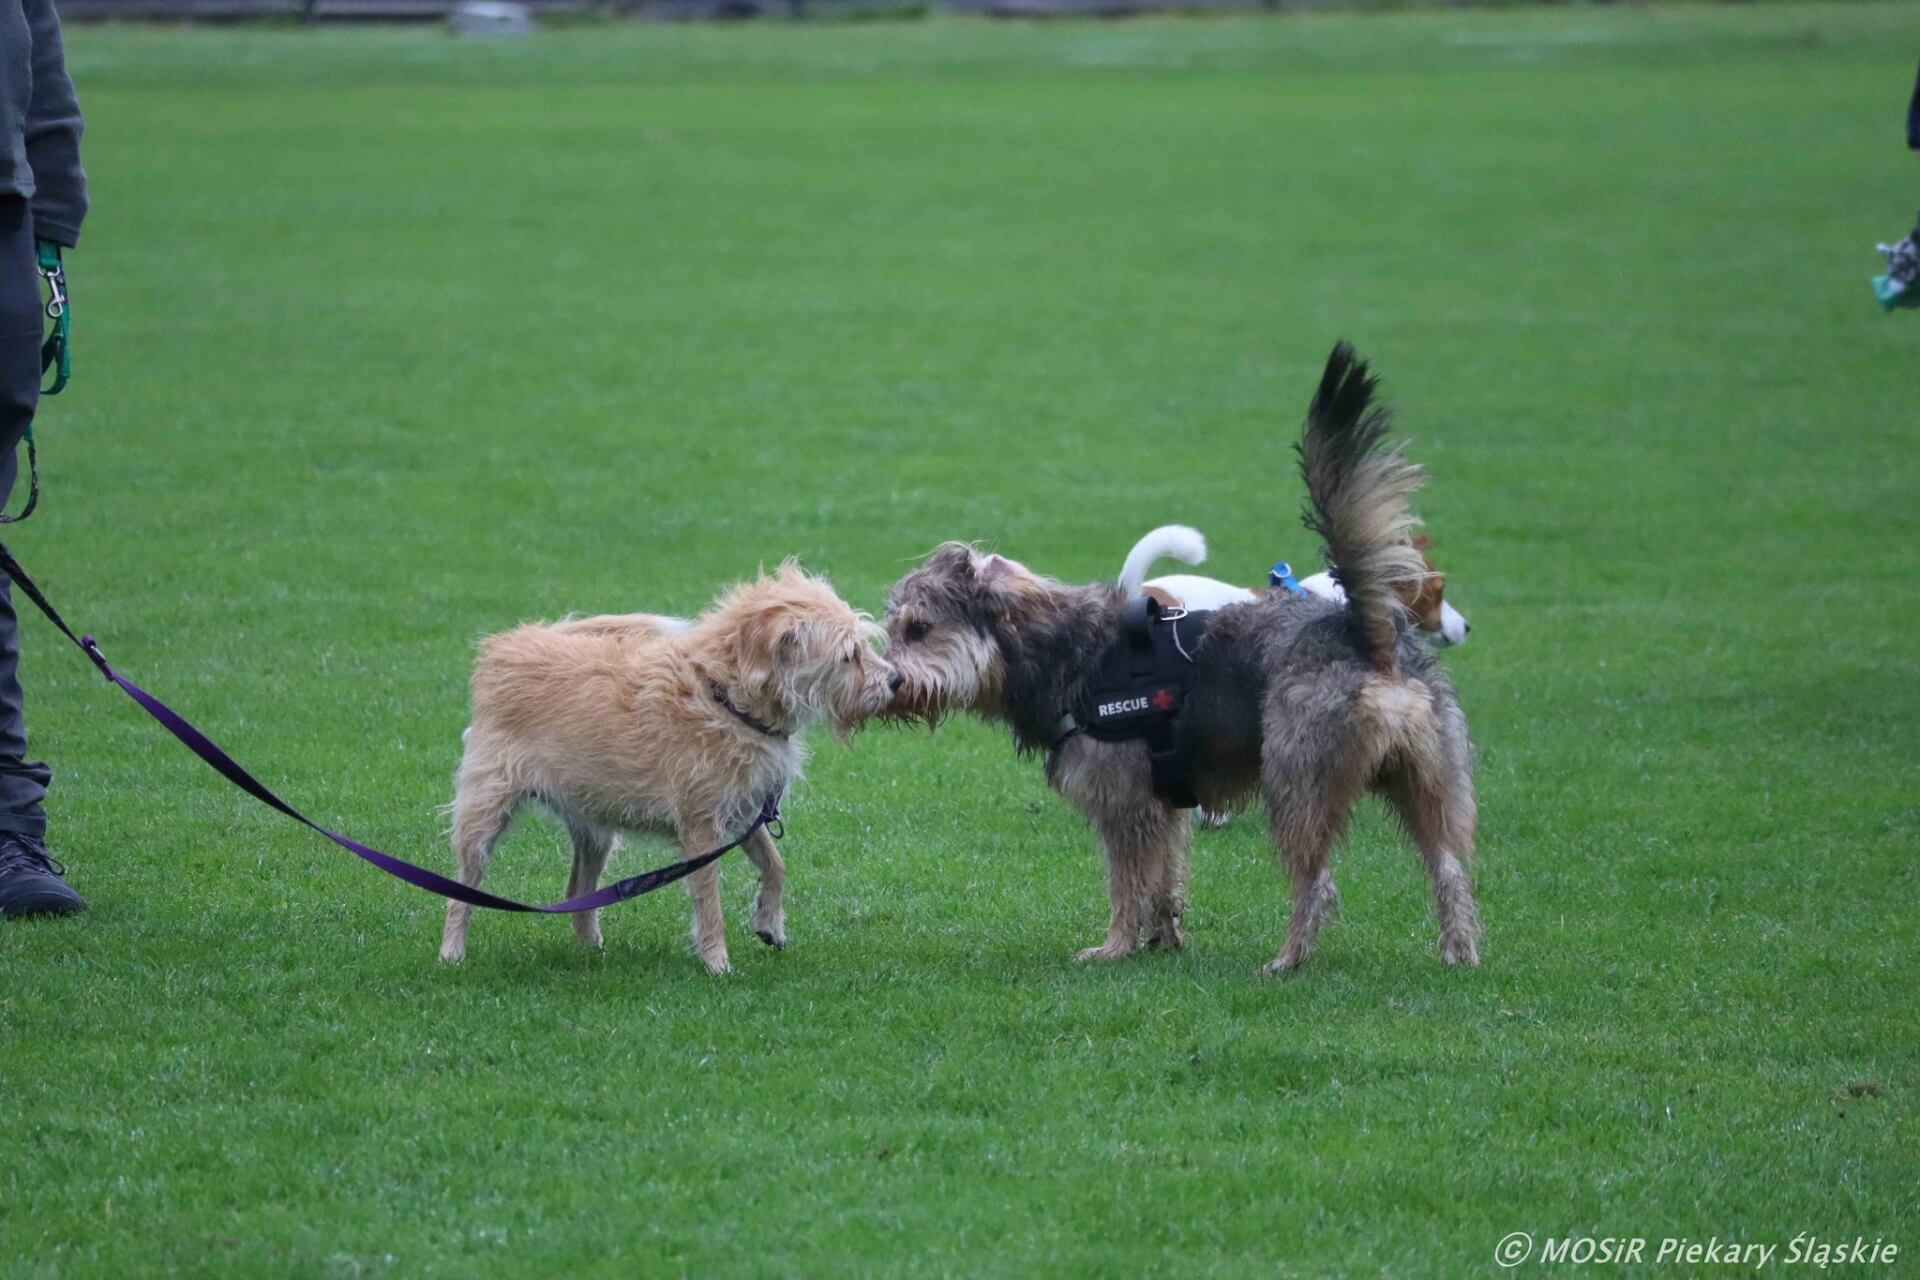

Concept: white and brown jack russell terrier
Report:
left=1117, top=524, right=1470, bottom=646
left=1117, top=525, right=1468, bottom=828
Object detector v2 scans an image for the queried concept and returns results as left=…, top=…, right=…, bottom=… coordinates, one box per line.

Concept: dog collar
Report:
left=1269, top=561, right=1307, bottom=597
left=1051, top=710, right=1082, bottom=749
left=710, top=681, right=788, bottom=739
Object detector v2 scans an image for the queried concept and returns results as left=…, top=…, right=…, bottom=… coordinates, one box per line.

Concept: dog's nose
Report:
left=1465, top=622, right=1472, bottom=635
left=888, top=673, right=905, bottom=694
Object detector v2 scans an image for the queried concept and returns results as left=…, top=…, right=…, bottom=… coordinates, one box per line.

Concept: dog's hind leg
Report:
left=563, top=817, right=616, bottom=951
left=440, top=758, right=519, bottom=964
left=1262, top=808, right=1348, bottom=976
left=1381, top=702, right=1481, bottom=967
left=1259, top=696, right=1373, bottom=975
left=740, top=827, right=786, bottom=949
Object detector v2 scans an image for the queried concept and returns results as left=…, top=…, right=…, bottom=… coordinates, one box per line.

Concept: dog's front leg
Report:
left=1052, top=740, right=1176, bottom=964
left=1144, top=823, right=1190, bottom=953
left=1076, top=807, right=1180, bottom=964
left=740, top=826, right=786, bottom=949
left=679, top=823, right=731, bottom=975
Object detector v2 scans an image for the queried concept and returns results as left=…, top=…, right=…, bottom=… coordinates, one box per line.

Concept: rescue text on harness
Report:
left=1051, top=595, right=1213, bottom=809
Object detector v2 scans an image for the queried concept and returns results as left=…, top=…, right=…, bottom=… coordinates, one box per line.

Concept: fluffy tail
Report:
left=1117, top=525, right=1208, bottom=596
left=1297, top=344, right=1429, bottom=674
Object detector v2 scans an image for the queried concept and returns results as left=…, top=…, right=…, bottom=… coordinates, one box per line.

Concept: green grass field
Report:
left=3, top=4, right=1917, bottom=1275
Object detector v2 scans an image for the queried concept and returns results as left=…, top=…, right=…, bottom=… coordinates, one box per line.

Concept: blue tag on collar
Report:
left=1269, top=561, right=1306, bottom=596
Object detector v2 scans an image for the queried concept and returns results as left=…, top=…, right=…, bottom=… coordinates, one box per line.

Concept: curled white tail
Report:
left=1118, top=525, right=1208, bottom=597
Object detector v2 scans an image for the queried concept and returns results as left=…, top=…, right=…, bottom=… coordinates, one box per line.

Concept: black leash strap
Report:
left=0, top=429, right=38, bottom=524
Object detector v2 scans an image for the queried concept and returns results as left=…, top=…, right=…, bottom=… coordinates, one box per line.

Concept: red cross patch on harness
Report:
left=1152, top=688, right=1176, bottom=712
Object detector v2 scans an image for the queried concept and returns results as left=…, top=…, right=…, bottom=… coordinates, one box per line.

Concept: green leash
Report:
left=2, top=240, right=70, bottom=524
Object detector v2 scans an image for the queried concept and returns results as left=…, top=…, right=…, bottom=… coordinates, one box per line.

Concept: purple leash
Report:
left=0, top=539, right=781, bottom=913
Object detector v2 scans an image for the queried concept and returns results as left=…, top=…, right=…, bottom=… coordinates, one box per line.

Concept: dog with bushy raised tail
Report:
left=882, top=345, right=1481, bottom=972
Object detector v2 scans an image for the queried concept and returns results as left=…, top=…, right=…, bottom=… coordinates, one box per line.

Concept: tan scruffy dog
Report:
left=882, top=345, right=1481, bottom=974
left=439, top=562, right=898, bottom=975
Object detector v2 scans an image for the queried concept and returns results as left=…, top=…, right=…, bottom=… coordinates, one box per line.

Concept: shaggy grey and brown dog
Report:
left=882, top=345, right=1480, bottom=972
left=439, top=563, right=897, bottom=974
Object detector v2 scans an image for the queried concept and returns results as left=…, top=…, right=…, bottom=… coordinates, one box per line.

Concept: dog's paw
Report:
left=1261, top=945, right=1311, bottom=976
left=437, top=943, right=466, bottom=965
left=1438, top=931, right=1480, bottom=968
left=700, top=952, right=734, bottom=976
left=752, top=898, right=787, bottom=949
left=1145, top=922, right=1186, bottom=952
left=1074, top=942, right=1137, bottom=964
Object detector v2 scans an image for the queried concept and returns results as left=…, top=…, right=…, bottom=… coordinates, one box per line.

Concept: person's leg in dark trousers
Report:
left=0, top=196, right=79, bottom=918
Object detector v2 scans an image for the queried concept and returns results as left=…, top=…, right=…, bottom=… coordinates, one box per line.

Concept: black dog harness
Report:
left=1051, top=596, right=1214, bottom=808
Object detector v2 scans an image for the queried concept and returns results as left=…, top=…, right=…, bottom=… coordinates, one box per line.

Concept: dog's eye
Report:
left=903, top=621, right=931, bottom=643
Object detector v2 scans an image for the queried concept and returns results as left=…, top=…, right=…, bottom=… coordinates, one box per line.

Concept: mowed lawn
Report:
left=3, top=5, right=1917, bottom=1276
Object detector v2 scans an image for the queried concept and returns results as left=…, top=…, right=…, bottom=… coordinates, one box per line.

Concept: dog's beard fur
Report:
left=798, top=615, right=893, bottom=740
left=879, top=622, right=1001, bottom=730
left=881, top=634, right=1000, bottom=732
left=699, top=562, right=896, bottom=739
left=883, top=544, right=1119, bottom=751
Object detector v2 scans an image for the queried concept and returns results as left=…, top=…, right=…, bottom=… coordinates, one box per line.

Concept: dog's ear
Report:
left=1403, top=570, right=1446, bottom=628
left=970, top=553, right=1036, bottom=615
left=922, top=542, right=979, bottom=579
left=730, top=610, right=798, bottom=704
left=977, top=554, right=1021, bottom=585
left=734, top=635, right=776, bottom=703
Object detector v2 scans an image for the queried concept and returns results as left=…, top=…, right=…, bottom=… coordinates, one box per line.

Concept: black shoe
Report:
left=0, top=832, right=85, bottom=919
